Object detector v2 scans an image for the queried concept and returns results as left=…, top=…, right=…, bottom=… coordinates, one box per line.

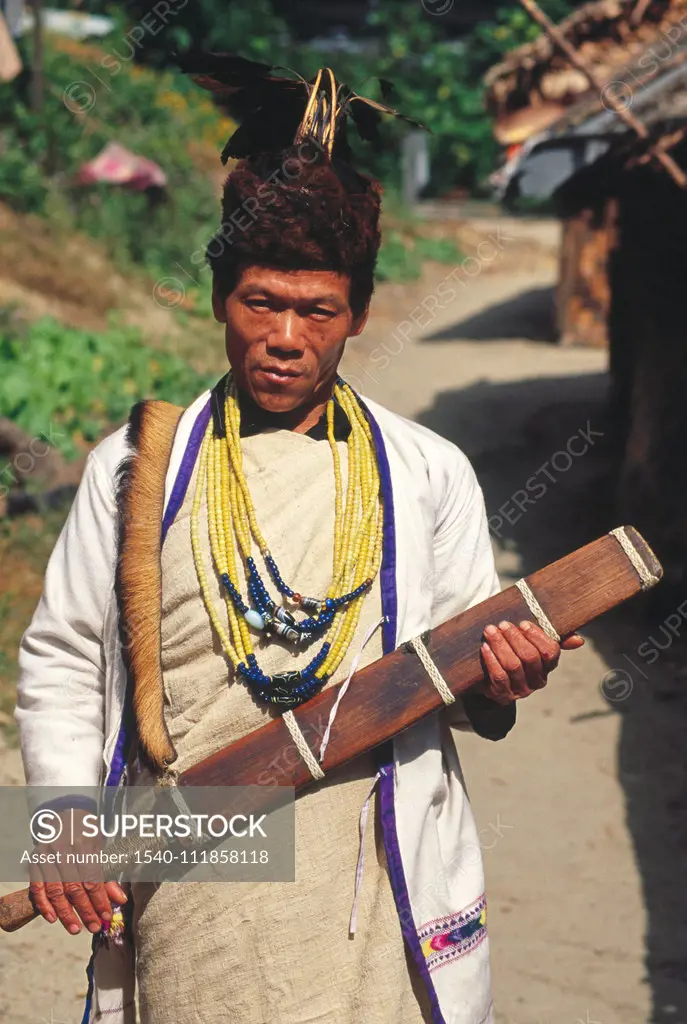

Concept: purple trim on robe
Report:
left=104, top=711, right=131, bottom=789
left=378, top=772, right=445, bottom=1024
left=80, top=938, right=96, bottom=1024
left=358, top=401, right=397, bottom=653
left=161, top=399, right=211, bottom=543
left=364, top=401, right=446, bottom=1024
left=104, top=398, right=211, bottom=789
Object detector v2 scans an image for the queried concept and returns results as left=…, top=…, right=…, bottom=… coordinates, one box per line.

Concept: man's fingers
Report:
left=30, top=870, right=122, bottom=933
left=28, top=882, right=57, bottom=924
left=480, top=644, right=515, bottom=704
left=560, top=633, right=585, bottom=650
left=43, top=882, right=84, bottom=934
left=496, top=621, right=546, bottom=689
left=105, top=880, right=128, bottom=907
left=81, top=879, right=113, bottom=924
left=35, top=853, right=62, bottom=896
left=63, top=881, right=106, bottom=933
left=518, top=621, right=561, bottom=670
left=483, top=624, right=533, bottom=698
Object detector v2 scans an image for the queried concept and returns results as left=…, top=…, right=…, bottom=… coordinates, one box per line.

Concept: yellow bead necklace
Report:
left=190, top=375, right=383, bottom=709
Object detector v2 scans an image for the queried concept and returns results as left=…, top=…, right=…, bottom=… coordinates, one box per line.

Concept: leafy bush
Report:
left=0, top=315, right=216, bottom=459
left=0, top=0, right=576, bottom=293
left=106, top=0, right=574, bottom=194
left=376, top=231, right=462, bottom=282
left=0, top=35, right=233, bottom=278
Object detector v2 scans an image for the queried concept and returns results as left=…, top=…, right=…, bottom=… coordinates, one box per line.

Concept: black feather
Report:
left=177, top=51, right=427, bottom=163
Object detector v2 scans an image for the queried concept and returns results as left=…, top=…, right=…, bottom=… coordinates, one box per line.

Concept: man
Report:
left=15, top=65, right=583, bottom=1024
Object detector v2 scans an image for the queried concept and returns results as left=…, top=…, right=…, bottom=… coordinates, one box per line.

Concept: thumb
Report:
left=560, top=633, right=585, bottom=650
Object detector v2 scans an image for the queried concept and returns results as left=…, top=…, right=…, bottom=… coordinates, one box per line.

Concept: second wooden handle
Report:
left=0, top=888, right=38, bottom=932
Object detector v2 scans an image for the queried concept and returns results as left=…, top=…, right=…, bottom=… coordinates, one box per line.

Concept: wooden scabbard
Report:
left=182, top=527, right=661, bottom=789
left=0, top=526, right=662, bottom=933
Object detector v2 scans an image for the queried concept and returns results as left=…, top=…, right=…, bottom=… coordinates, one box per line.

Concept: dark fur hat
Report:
left=180, top=56, right=423, bottom=312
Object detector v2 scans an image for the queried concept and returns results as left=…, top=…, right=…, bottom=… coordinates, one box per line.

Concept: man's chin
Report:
left=249, top=383, right=311, bottom=414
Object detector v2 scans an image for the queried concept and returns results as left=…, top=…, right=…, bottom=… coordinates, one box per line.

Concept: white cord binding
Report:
left=610, top=526, right=660, bottom=590
left=514, top=579, right=560, bottom=642
left=406, top=635, right=455, bottom=705
left=319, top=615, right=385, bottom=763
left=282, top=710, right=325, bottom=781
left=349, top=768, right=384, bottom=936
left=283, top=616, right=385, bottom=783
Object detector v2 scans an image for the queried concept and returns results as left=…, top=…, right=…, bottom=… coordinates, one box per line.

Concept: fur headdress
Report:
left=179, top=54, right=424, bottom=305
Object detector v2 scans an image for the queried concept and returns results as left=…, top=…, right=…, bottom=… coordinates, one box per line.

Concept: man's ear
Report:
left=212, top=285, right=227, bottom=324
left=350, top=304, right=370, bottom=338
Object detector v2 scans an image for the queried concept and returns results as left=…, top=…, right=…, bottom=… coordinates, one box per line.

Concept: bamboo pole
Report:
left=518, top=0, right=687, bottom=188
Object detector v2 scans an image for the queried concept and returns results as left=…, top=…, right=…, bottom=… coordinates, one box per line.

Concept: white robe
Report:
left=16, top=389, right=503, bottom=1024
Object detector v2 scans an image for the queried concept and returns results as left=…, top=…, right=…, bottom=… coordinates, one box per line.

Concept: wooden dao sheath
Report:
left=0, top=526, right=662, bottom=933
left=181, top=526, right=661, bottom=789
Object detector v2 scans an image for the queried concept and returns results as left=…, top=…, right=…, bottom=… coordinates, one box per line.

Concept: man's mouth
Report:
left=256, top=366, right=302, bottom=385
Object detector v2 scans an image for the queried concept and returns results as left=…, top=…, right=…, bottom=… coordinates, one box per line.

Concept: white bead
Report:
left=245, top=609, right=265, bottom=631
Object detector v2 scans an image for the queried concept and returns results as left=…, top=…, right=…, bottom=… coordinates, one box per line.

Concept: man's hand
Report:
left=28, top=808, right=128, bottom=935
left=481, top=620, right=584, bottom=704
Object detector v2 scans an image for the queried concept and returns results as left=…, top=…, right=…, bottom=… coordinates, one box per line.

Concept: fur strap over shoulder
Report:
left=115, top=399, right=184, bottom=771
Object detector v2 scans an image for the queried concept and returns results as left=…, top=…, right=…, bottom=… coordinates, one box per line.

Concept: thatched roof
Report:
left=486, top=0, right=687, bottom=142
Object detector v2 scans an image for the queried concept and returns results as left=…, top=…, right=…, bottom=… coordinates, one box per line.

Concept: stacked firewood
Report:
left=485, top=0, right=687, bottom=131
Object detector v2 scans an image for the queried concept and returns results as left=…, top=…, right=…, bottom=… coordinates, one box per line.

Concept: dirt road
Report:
left=3, top=219, right=684, bottom=1023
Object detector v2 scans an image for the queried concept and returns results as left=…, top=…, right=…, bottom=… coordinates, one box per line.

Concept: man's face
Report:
left=212, top=265, right=368, bottom=413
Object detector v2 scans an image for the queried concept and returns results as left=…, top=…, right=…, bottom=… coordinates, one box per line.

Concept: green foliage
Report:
left=10, top=0, right=575, bottom=202
left=0, top=35, right=233, bottom=277
left=355, top=0, right=576, bottom=194
left=144, top=0, right=576, bottom=194
left=470, top=1, right=576, bottom=63
left=0, top=315, right=216, bottom=459
left=376, top=231, right=462, bottom=282
left=188, top=0, right=291, bottom=62
left=0, top=0, right=576, bottom=288
left=0, top=124, right=49, bottom=211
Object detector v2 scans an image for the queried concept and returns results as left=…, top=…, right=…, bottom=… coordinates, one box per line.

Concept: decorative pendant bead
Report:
left=275, top=607, right=296, bottom=628
left=273, top=620, right=300, bottom=644
left=300, top=595, right=322, bottom=613
left=245, top=609, right=265, bottom=631
left=271, top=670, right=301, bottom=688
left=292, top=593, right=302, bottom=604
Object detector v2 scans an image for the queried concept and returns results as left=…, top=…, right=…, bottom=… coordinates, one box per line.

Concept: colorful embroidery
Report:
left=100, top=905, right=125, bottom=947
left=418, top=895, right=487, bottom=972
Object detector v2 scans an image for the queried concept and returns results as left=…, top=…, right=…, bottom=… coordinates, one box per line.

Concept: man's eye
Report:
left=309, top=307, right=336, bottom=319
left=246, top=299, right=271, bottom=311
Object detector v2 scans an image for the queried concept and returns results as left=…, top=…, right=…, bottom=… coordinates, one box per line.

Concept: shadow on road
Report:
left=417, top=371, right=687, bottom=1024
left=424, top=287, right=557, bottom=344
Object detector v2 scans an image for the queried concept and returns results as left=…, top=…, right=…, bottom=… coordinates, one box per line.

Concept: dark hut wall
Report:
left=609, top=158, right=687, bottom=593
left=557, top=147, right=687, bottom=592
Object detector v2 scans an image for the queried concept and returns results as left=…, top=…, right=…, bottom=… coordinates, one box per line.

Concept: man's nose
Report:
left=266, top=311, right=306, bottom=355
